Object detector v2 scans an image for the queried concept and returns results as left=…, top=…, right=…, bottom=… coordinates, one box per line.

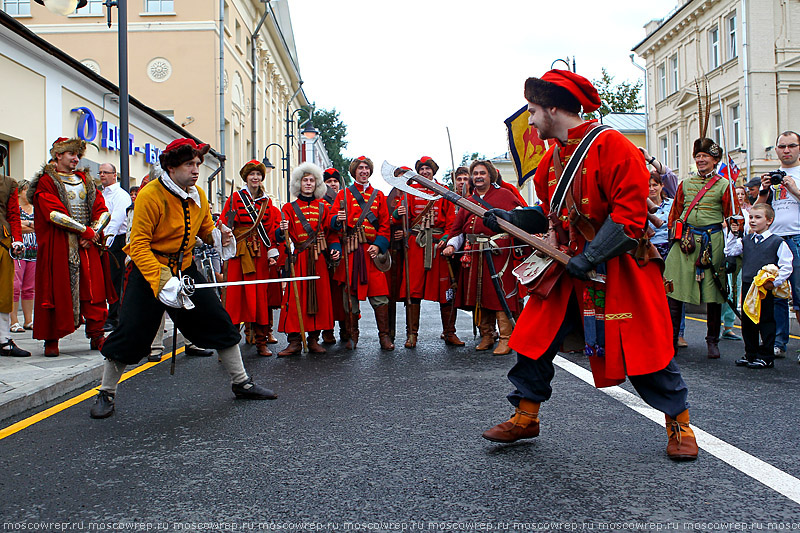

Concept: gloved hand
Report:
left=565, top=253, right=594, bottom=281
left=725, top=257, right=737, bottom=274
left=157, top=276, right=195, bottom=310
left=483, top=208, right=513, bottom=233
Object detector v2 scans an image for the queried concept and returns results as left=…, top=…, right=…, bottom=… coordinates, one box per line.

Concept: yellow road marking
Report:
left=0, top=347, right=184, bottom=441
left=684, top=316, right=800, bottom=340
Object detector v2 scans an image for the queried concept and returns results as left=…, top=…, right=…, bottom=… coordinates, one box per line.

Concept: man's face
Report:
left=168, top=156, right=202, bottom=191
left=471, top=164, right=491, bottom=193
left=454, top=173, right=470, bottom=195
left=746, top=186, right=759, bottom=204
left=776, top=134, right=800, bottom=167
left=419, top=165, right=434, bottom=179
left=301, top=174, right=316, bottom=196
left=55, top=151, right=80, bottom=173
left=246, top=170, right=263, bottom=190
left=694, top=152, right=718, bottom=175
left=355, top=162, right=371, bottom=185
left=98, top=164, right=117, bottom=187
left=325, top=177, right=340, bottom=194
left=527, top=102, right=557, bottom=140
left=749, top=209, right=772, bottom=234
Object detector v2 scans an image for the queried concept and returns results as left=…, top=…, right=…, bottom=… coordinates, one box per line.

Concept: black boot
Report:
left=89, top=390, right=115, bottom=419
left=0, top=340, right=31, bottom=357
left=706, top=303, right=722, bottom=359
left=667, top=297, right=683, bottom=355
left=232, top=378, right=278, bottom=400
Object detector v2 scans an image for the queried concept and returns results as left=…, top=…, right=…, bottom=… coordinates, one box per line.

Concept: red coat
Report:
left=278, top=197, right=337, bottom=333
left=509, top=120, right=673, bottom=385
left=220, top=189, right=283, bottom=324
left=31, top=167, right=114, bottom=341
left=331, top=183, right=391, bottom=300
left=448, top=186, right=523, bottom=313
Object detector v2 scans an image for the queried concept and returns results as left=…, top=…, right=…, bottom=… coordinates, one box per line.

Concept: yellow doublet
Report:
left=125, top=179, right=215, bottom=297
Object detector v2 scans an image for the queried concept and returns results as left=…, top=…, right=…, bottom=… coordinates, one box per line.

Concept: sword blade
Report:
left=191, top=275, right=320, bottom=290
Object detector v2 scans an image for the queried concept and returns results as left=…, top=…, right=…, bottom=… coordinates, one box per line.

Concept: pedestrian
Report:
left=452, top=166, right=471, bottom=199
left=11, top=180, right=36, bottom=334
left=480, top=69, right=697, bottom=460
left=89, top=138, right=277, bottom=419
left=321, top=168, right=346, bottom=345
left=98, top=163, right=131, bottom=332
left=276, top=162, right=339, bottom=356
left=442, top=160, right=523, bottom=355
left=331, top=156, right=393, bottom=350
left=29, top=138, right=114, bottom=357
left=726, top=203, right=792, bottom=369
left=220, top=160, right=283, bottom=357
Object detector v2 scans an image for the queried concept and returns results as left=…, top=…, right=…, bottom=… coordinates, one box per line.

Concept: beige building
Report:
left=633, top=0, right=800, bottom=182
left=6, top=0, right=325, bottom=208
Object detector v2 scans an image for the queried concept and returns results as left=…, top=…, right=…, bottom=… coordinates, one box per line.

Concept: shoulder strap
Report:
left=550, top=124, right=611, bottom=215
left=410, top=200, right=436, bottom=227
left=681, top=175, right=722, bottom=223
left=238, top=190, right=271, bottom=247
left=290, top=200, right=315, bottom=235
left=349, top=184, right=379, bottom=227
left=470, top=192, right=494, bottom=211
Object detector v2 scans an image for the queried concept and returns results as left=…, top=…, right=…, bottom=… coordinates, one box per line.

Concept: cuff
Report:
left=331, top=242, right=342, bottom=255
left=373, top=235, right=389, bottom=254
left=81, top=227, right=96, bottom=240
left=157, top=266, right=173, bottom=294
left=267, top=248, right=280, bottom=259
left=331, top=218, right=343, bottom=231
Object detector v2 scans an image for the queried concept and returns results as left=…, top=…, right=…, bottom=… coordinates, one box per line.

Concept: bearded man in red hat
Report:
left=220, top=159, right=283, bottom=357
left=331, top=156, right=393, bottom=350
left=393, top=157, right=462, bottom=347
left=29, top=137, right=115, bottom=357
left=480, top=70, right=698, bottom=461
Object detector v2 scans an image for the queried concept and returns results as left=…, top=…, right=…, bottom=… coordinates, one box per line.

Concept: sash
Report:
left=238, top=189, right=271, bottom=247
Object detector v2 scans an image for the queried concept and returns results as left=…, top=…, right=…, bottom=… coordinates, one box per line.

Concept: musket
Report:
left=283, top=212, right=308, bottom=353
left=340, top=192, right=353, bottom=343
left=401, top=195, right=412, bottom=307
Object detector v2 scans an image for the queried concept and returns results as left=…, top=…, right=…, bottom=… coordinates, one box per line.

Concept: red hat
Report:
left=349, top=156, right=374, bottom=178
left=323, top=168, right=341, bottom=181
left=164, top=138, right=210, bottom=155
left=525, top=69, right=601, bottom=114
left=415, top=156, right=439, bottom=175
left=239, top=159, right=267, bottom=180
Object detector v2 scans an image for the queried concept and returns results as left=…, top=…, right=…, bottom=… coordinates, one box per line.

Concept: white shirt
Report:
left=724, top=229, right=794, bottom=287
left=767, top=165, right=800, bottom=236
left=102, top=181, right=132, bottom=246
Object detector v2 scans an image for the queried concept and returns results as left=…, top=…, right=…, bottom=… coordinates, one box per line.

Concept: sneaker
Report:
left=774, top=346, right=787, bottom=358
left=735, top=356, right=751, bottom=367
left=0, top=340, right=31, bottom=357
left=677, top=337, right=688, bottom=348
left=722, top=329, right=742, bottom=341
left=747, top=358, right=774, bottom=369
left=232, top=378, right=277, bottom=400
left=89, top=390, right=115, bottom=419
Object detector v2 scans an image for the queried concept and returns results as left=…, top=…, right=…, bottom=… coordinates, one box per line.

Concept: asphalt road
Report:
left=1, top=302, right=800, bottom=526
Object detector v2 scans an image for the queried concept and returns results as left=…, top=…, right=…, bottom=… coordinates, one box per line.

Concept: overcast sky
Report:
left=289, top=0, right=679, bottom=178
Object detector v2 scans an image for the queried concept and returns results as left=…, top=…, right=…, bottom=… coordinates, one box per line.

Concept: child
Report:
left=725, top=203, right=793, bottom=368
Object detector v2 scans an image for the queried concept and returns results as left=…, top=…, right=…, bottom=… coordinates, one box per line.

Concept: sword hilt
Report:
left=180, top=274, right=196, bottom=297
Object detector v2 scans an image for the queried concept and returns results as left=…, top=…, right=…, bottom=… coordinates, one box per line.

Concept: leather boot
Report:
left=493, top=312, right=513, bottom=355
left=278, top=333, right=302, bottom=357
left=307, top=331, right=327, bottom=354
left=665, top=409, right=698, bottom=461
left=346, top=313, right=360, bottom=350
left=254, top=324, right=273, bottom=357
left=706, top=303, right=722, bottom=359
left=339, top=320, right=351, bottom=343
left=322, top=329, right=336, bottom=345
left=265, top=321, right=278, bottom=344
left=441, top=304, right=465, bottom=346
left=388, top=301, right=397, bottom=343
left=404, top=303, right=421, bottom=348
left=475, top=309, right=497, bottom=351
left=44, top=339, right=59, bottom=358
left=482, top=399, right=540, bottom=443
left=243, top=322, right=254, bottom=345
left=375, top=305, right=395, bottom=351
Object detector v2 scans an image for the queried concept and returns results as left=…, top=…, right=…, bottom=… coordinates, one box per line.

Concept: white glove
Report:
left=157, top=276, right=195, bottom=310
left=214, top=225, right=237, bottom=261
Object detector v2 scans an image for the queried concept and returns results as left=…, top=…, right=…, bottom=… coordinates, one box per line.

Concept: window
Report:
left=727, top=13, right=737, bottom=59
left=669, top=54, right=679, bottom=94
left=145, top=0, right=173, bottom=13
left=712, top=113, right=723, bottom=145
left=730, top=104, right=741, bottom=148
left=0, top=140, right=8, bottom=177
left=672, top=131, right=680, bottom=171
left=2, top=0, right=30, bottom=16
left=709, top=26, right=720, bottom=69
left=235, top=19, right=242, bottom=47
left=657, top=63, right=666, bottom=100
left=660, top=135, right=668, bottom=165
left=76, top=0, right=103, bottom=14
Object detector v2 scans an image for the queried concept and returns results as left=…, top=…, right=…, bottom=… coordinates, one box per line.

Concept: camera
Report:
left=770, top=169, right=787, bottom=185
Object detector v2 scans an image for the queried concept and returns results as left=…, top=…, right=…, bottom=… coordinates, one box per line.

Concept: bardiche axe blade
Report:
left=380, top=161, right=440, bottom=201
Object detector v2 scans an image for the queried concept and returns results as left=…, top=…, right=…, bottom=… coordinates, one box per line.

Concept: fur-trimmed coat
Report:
left=29, top=164, right=115, bottom=340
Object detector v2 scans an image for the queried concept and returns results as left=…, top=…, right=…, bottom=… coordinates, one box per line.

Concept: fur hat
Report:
left=323, top=168, right=341, bottom=183
left=349, top=156, right=374, bottom=178
left=524, top=70, right=601, bottom=114
left=50, top=137, right=87, bottom=159
left=692, top=137, right=722, bottom=160
left=290, top=162, right=326, bottom=199
left=240, top=160, right=267, bottom=181
left=415, top=156, right=439, bottom=175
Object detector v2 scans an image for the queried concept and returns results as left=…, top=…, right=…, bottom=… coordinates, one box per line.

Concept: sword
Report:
left=180, top=275, right=319, bottom=296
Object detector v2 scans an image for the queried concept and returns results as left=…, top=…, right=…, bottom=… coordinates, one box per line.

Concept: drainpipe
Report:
left=218, top=0, right=227, bottom=208
left=740, top=0, right=752, bottom=180
left=251, top=2, right=270, bottom=160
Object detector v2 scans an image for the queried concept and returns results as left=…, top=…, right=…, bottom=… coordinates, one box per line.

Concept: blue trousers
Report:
left=775, top=234, right=800, bottom=350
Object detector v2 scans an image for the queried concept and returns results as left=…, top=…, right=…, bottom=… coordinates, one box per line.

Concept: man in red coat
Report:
left=30, top=138, right=115, bottom=357
left=480, top=70, right=697, bottom=461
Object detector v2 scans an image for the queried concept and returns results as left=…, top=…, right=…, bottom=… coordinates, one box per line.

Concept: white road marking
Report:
left=554, top=355, right=800, bottom=505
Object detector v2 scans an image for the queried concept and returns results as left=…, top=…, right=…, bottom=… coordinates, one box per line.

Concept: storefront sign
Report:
left=72, top=107, right=161, bottom=165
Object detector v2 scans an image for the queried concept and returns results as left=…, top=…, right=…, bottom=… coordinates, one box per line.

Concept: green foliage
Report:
left=299, top=106, right=352, bottom=185
left=585, top=68, right=643, bottom=119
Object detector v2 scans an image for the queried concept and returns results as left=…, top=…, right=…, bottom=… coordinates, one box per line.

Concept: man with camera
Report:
left=755, top=131, right=800, bottom=359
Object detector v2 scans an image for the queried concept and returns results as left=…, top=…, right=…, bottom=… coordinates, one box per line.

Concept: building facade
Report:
left=633, top=0, right=800, bottom=182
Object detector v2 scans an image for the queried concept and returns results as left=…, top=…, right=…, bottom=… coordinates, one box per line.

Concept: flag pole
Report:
left=717, top=94, right=742, bottom=220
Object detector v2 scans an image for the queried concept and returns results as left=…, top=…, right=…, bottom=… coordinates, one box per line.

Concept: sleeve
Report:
left=128, top=190, right=172, bottom=297
left=446, top=233, right=465, bottom=250
left=661, top=166, right=678, bottom=199
left=446, top=204, right=468, bottom=239
left=775, top=241, right=794, bottom=287
left=532, top=150, right=555, bottom=216
left=372, top=192, right=390, bottom=253
left=724, top=231, right=742, bottom=257
left=197, top=195, right=217, bottom=245
left=668, top=184, right=685, bottom=230
left=330, top=190, right=344, bottom=231
left=104, top=190, right=132, bottom=241
left=597, top=133, right=650, bottom=238
left=7, top=186, right=22, bottom=243
left=35, top=176, right=95, bottom=240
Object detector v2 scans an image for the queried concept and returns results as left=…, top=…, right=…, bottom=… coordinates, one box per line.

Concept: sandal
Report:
left=10, top=323, right=24, bottom=333
left=23, top=323, right=33, bottom=330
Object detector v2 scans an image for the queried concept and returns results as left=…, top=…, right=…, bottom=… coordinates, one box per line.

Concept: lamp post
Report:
left=263, top=142, right=286, bottom=204
left=34, top=0, right=130, bottom=191
left=284, top=107, right=318, bottom=202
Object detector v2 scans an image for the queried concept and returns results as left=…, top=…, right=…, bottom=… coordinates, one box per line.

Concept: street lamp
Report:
left=34, top=0, right=130, bottom=192
left=263, top=142, right=286, bottom=204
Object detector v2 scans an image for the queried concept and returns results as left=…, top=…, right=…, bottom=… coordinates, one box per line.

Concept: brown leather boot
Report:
left=321, top=329, right=336, bottom=345
left=339, top=320, right=351, bottom=343
left=665, top=409, right=698, bottom=461
left=706, top=337, right=720, bottom=359
left=441, top=304, right=465, bottom=346
left=254, top=324, right=273, bottom=357
left=278, top=333, right=302, bottom=357
left=346, top=313, right=360, bottom=349
left=482, top=399, right=540, bottom=443
left=404, top=303, right=420, bottom=348
left=375, top=304, right=395, bottom=351
left=475, top=309, right=497, bottom=351
left=265, top=321, right=278, bottom=344
left=44, top=339, right=59, bottom=357
left=493, top=312, right=513, bottom=356
left=307, top=331, right=327, bottom=354
left=243, top=322, right=254, bottom=345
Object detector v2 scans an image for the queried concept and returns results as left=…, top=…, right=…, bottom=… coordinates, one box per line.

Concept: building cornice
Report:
left=25, top=20, right=217, bottom=33
left=632, top=0, right=719, bottom=57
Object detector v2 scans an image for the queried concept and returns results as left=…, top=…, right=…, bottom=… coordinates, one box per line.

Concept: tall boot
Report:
left=493, top=312, right=513, bottom=355
left=254, top=323, right=273, bottom=357
left=375, top=305, right=395, bottom=351
left=667, top=297, right=683, bottom=355
left=475, top=309, right=497, bottom=351
left=388, top=301, right=397, bottom=343
left=321, top=329, right=336, bottom=345
left=346, top=313, right=360, bottom=350
left=86, top=319, right=106, bottom=351
left=307, top=331, right=327, bottom=354
left=482, top=399, right=540, bottom=443
left=278, top=333, right=302, bottom=357
left=244, top=322, right=254, bottom=345
left=404, top=303, right=421, bottom=348
left=339, top=320, right=351, bottom=343
left=44, top=339, right=59, bottom=358
left=265, top=320, right=278, bottom=344
left=665, top=409, right=698, bottom=461
left=441, top=304, right=464, bottom=346
left=706, top=302, right=722, bottom=359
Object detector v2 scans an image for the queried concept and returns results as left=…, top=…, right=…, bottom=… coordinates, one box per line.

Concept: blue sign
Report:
left=72, top=107, right=161, bottom=165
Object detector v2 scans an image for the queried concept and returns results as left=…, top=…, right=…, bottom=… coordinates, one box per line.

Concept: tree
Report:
left=442, top=152, right=486, bottom=187
left=587, top=68, right=643, bottom=119
left=299, top=106, right=352, bottom=184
